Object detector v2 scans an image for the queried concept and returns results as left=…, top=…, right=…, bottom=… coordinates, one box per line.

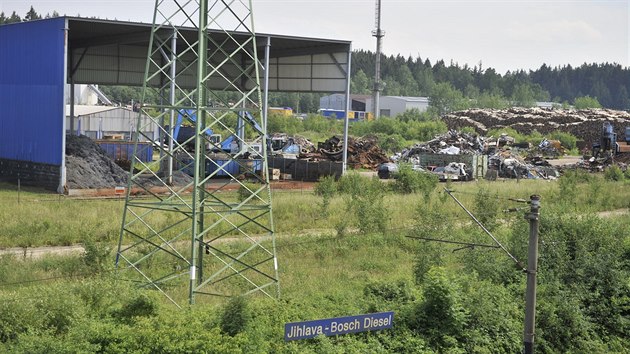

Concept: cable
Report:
left=406, top=235, right=499, bottom=249
left=445, top=189, right=532, bottom=203
left=444, top=188, right=526, bottom=270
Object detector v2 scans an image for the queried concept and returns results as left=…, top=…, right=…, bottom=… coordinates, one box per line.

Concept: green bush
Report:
left=267, top=112, right=303, bottom=135
left=407, top=267, right=468, bottom=350
left=350, top=116, right=447, bottom=142
left=392, top=165, right=438, bottom=200
left=220, top=296, right=251, bottom=336
left=376, top=133, right=407, bottom=153
left=556, top=169, right=593, bottom=207
left=352, top=178, right=389, bottom=234
left=549, top=131, right=578, bottom=150
left=411, top=201, right=450, bottom=283
left=458, top=276, right=521, bottom=353
left=314, top=175, right=337, bottom=197
left=338, top=175, right=389, bottom=234
left=364, top=280, right=415, bottom=303
left=315, top=175, right=337, bottom=217
left=337, top=172, right=364, bottom=196
left=82, top=239, right=112, bottom=274
left=113, top=293, right=158, bottom=323
left=573, top=96, right=602, bottom=109
left=604, top=165, right=624, bottom=181
left=473, top=187, right=499, bottom=231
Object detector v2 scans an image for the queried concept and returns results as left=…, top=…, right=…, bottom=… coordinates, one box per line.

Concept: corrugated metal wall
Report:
left=64, top=107, right=156, bottom=138
left=0, top=18, right=67, bottom=165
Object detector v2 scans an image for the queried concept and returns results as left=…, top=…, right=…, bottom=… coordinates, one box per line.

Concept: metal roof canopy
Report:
left=67, top=17, right=351, bottom=93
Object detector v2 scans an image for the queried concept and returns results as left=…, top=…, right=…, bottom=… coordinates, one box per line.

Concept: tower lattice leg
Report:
left=115, top=0, right=278, bottom=307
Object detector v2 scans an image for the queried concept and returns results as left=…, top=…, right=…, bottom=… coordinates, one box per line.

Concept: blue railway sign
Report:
left=284, top=311, right=394, bottom=341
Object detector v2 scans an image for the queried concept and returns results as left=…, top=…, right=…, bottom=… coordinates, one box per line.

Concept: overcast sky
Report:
left=2, top=0, right=628, bottom=74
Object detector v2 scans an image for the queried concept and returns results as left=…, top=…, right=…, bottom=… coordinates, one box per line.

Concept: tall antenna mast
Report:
left=372, top=0, right=385, bottom=119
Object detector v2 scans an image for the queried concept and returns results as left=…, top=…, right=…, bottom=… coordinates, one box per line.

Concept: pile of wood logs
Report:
left=441, top=108, right=630, bottom=145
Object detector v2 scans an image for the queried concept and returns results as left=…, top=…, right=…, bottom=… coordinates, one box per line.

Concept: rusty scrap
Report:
left=302, top=135, right=390, bottom=170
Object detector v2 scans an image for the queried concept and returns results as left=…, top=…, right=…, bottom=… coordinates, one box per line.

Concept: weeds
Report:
left=237, top=182, right=262, bottom=202
left=392, top=164, right=439, bottom=200
left=604, top=165, right=624, bottom=181
left=314, top=175, right=337, bottom=217
left=473, top=187, right=500, bottom=231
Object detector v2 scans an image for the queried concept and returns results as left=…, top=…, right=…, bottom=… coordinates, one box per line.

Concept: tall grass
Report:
left=0, top=175, right=629, bottom=352
left=1, top=175, right=629, bottom=248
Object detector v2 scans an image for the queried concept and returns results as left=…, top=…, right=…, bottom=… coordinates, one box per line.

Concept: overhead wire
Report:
left=444, top=188, right=532, bottom=203
left=444, top=188, right=527, bottom=270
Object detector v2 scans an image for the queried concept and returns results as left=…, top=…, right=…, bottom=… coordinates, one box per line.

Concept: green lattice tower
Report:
left=115, top=0, right=278, bottom=307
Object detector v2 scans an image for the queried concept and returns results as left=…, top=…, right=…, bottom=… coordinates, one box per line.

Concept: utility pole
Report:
left=372, top=0, right=384, bottom=119
left=524, top=195, right=541, bottom=354
left=443, top=189, right=541, bottom=353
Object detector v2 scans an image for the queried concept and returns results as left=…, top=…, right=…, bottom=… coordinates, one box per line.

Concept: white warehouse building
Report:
left=319, top=94, right=430, bottom=118
left=65, top=105, right=157, bottom=141
left=365, top=96, right=430, bottom=117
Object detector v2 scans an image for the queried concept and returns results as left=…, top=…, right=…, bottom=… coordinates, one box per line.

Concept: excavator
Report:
left=592, top=122, right=630, bottom=158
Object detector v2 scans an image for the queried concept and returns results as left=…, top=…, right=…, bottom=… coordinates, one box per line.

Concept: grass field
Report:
left=0, top=174, right=627, bottom=249
left=0, top=174, right=629, bottom=352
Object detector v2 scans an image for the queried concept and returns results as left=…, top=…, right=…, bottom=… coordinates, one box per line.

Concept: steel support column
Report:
left=342, top=44, right=352, bottom=174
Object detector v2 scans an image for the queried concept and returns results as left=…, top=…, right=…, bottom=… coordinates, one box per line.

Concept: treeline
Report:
left=352, top=50, right=630, bottom=110
left=104, top=52, right=629, bottom=114
left=0, top=6, right=59, bottom=24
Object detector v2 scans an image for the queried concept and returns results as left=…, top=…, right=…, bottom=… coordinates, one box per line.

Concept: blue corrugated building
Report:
left=0, top=17, right=68, bottom=191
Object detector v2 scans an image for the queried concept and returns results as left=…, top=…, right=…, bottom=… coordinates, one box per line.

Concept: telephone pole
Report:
left=524, top=195, right=541, bottom=354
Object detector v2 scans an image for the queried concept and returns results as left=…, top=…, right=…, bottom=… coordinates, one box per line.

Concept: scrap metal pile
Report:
left=488, top=151, right=560, bottom=180
left=558, top=152, right=630, bottom=174
left=441, top=108, right=630, bottom=146
left=396, top=130, right=485, bottom=157
left=392, top=130, right=563, bottom=180
left=301, top=135, right=390, bottom=169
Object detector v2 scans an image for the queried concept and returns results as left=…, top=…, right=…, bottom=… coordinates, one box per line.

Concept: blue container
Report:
left=206, top=159, right=239, bottom=177
left=97, top=141, right=153, bottom=162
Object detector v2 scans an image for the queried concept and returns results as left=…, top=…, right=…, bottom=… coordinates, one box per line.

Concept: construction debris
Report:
left=387, top=129, right=568, bottom=180
left=556, top=152, right=630, bottom=174
left=269, top=133, right=315, bottom=155
left=289, top=134, right=316, bottom=154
